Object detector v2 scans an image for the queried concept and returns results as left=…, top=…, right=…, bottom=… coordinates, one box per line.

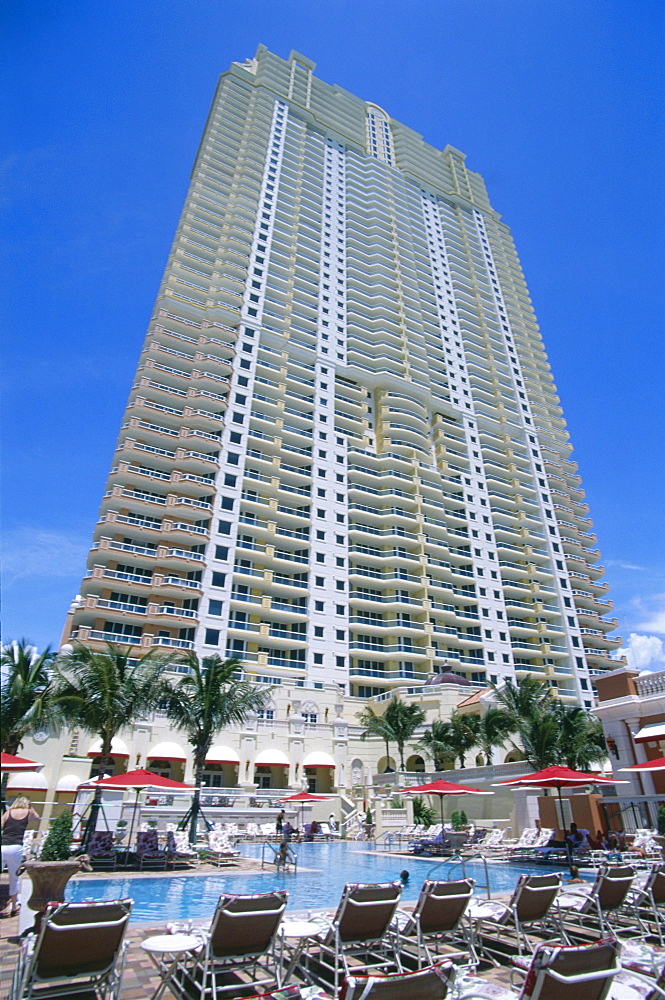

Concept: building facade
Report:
left=53, top=46, right=624, bottom=791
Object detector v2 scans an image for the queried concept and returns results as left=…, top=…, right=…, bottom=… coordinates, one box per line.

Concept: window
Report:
left=314, top=626, right=324, bottom=637
left=315, top=576, right=324, bottom=586
left=232, top=412, right=244, bottom=424
left=227, top=453, right=239, bottom=465
left=211, top=572, right=225, bottom=587
left=315, top=600, right=324, bottom=611
left=218, top=521, right=231, bottom=534
left=215, top=546, right=228, bottom=560
left=336, top=656, right=345, bottom=668
left=204, top=629, right=220, bottom=645
left=313, top=654, right=323, bottom=665
left=208, top=600, right=223, bottom=616
left=336, top=629, right=345, bottom=640
left=224, top=474, right=236, bottom=487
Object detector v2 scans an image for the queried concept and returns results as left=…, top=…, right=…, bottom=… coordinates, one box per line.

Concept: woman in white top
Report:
left=1, top=795, right=40, bottom=917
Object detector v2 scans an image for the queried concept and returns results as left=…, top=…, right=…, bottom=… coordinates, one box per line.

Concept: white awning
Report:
left=87, top=737, right=130, bottom=759
left=303, top=750, right=336, bottom=769
left=146, top=741, right=188, bottom=761
left=634, top=722, right=665, bottom=744
left=206, top=745, right=240, bottom=765
left=7, top=771, right=49, bottom=790
left=254, top=749, right=290, bottom=767
left=56, top=773, right=85, bottom=793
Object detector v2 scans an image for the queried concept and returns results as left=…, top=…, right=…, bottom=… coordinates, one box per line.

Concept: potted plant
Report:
left=363, top=808, right=375, bottom=839
left=447, top=810, right=469, bottom=851
left=23, top=811, right=89, bottom=922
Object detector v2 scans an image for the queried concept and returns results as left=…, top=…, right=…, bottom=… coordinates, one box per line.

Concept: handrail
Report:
left=426, top=852, right=492, bottom=899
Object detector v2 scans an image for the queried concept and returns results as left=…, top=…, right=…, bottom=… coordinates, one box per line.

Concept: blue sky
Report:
left=2, top=0, right=664, bottom=669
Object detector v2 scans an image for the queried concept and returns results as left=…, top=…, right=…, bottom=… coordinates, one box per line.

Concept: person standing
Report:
left=276, top=809, right=285, bottom=835
left=1, top=796, right=40, bottom=917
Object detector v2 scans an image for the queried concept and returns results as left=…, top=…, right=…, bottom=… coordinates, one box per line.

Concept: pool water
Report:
left=66, top=842, right=584, bottom=924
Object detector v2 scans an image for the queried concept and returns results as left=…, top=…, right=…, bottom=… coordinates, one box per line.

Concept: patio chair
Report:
left=87, top=830, right=117, bottom=871
left=624, top=862, right=665, bottom=944
left=168, top=890, right=288, bottom=1000
left=457, top=937, right=620, bottom=1000
left=469, top=872, right=564, bottom=959
left=613, top=965, right=665, bottom=1000
left=10, top=898, right=132, bottom=1000
left=392, top=877, right=478, bottom=969
left=556, top=864, right=635, bottom=937
left=167, top=829, right=200, bottom=867
left=136, top=828, right=168, bottom=870
left=340, top=959, right=456, bottom=1000
left=310, top=881, right=403, bottom=997
left=205, top=828, right=241, bottom=865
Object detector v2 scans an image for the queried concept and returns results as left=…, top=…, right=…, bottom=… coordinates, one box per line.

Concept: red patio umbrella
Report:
left=493, top=764, right=627, bottom=833
left=1, top=752, right=43, bottom=771
left=78, top=768, right=193, bottom=854
left=399, top=777, right=493, bottom=825
left=279, top=790, right=328, bottom=830
left=619, top=757, right=665, bottom=773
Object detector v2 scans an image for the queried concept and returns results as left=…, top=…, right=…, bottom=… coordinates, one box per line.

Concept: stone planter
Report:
left=447, top=831, right=468, bottom=851
left=23, top=860, right=85, bottom=917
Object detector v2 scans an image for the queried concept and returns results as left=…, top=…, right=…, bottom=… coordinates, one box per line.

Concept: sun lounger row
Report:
left=10, top=869, right=665, bottom=1000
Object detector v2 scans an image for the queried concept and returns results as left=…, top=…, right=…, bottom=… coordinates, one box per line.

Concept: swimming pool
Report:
left=66, top=843, right=583, bottom=924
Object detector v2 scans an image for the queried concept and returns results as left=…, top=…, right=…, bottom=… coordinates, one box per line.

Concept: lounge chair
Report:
left=310, top=881, right=403, bottom=997
left=624, top=862, right=665, bottom=945
left=87, top=830, right=117, bottom=871
left=392, top=877, right=477, bottom=969
left=478, top=829, right=507, bottom=853
left=167, top=830, right=200, bottom=867
left=136, top=828, right=168, bottom=870
left=412, top=829, right=452, bottom=856
left=205, top=829, right=241, bottom=865
left=457, top=937, right=620, bottom=1000
left=469, top=872, right=564, bottom=959
left=10, top=898, right=132, bottom=1000
left=340, top=960, right=456, bottom=1000
left=168, top=890, right=288, bottom=1000
left=556, top=864, right=635, bottom=937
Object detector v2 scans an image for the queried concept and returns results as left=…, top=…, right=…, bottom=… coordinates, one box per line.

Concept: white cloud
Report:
left=606, top=560, right=647, bottom=571
left=612, top=632, right=665, bottom=671
left=2, top=528, right=89, bottom=586
left=636, top=593, right=665, bottom=634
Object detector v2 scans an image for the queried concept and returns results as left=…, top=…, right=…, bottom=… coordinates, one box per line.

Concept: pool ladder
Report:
left=425, top=852, right=492, bottom=899
left=261, top=840, right=298, bottom=874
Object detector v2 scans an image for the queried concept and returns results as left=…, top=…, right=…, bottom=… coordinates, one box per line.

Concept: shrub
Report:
left=412, top=795, right=436, bottom=828
left=40, top=810, right=73, bottom=862
left=658, top=804, right=665, bottom=836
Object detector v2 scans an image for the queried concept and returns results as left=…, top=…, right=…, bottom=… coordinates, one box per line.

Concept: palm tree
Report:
left=474, top=707, right=514, bottom=765
left=383, top=698, right=426, bottom=770
left=357, top=705, right=397, bottom=771
left=418, top=719, right=458, bottom=771
left=53, top=641, right=167, bottom=845
left=1, top=639, right=57, bottom=808
left=419, top=713, right=479, bottom=770
left=1, top=640, right=56, bottom=755
left=492, top=675, right=552, bottom=727
left=551, top=703, right=606, bottom=770
left=516, top=711, right=562, bottom=770
left=161, top=653, right=272, bottom=845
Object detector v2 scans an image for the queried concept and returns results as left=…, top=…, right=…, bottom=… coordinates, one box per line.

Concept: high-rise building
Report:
left=63, top=45, right=622, bottom=710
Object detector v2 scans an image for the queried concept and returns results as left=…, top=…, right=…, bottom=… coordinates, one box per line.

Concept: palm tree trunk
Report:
left=188, top=758, right=205, bottom=846
left=82, top=747, right=113, bottom=850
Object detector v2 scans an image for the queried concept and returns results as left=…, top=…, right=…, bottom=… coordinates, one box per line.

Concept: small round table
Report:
left=141, top=932, right=203, bottom=1000
left=279, top=919, right=322, bottom=985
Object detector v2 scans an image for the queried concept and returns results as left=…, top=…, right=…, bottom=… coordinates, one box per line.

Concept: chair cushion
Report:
left=340, top=961, right=454, bottom=1000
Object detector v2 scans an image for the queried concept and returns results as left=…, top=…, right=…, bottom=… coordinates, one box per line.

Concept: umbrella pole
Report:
left=123, top=789, right=141, bottom=866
